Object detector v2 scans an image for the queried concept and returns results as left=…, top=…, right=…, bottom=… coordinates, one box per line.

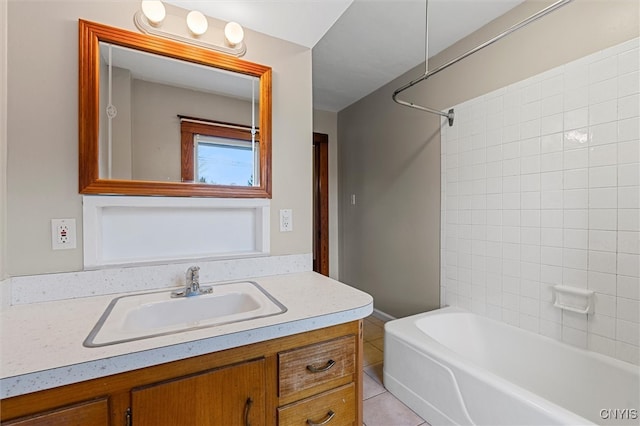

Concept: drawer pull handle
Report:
left=244, top=397, right=253, bottom=426
left=306, top=359, right=335, bottom=373
left=307, top=410, right=335, bottom=425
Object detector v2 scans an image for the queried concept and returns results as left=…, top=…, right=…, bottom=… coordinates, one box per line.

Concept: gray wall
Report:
left=339, top=0, right=639, bottom=318
left=6, top=1, right=313, bottom=276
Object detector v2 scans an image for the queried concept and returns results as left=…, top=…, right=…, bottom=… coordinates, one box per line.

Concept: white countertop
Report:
left=0, top=272, right=373, bottom=399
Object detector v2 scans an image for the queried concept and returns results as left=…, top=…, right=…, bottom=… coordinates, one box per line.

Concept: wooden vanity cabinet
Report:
left=2, top=398, right=110, bottom=426
left=132, top=358, right=266, bottom=426
left=277, top=336, right=357, bottom=425
left=0, top=321, right=363, bottom=426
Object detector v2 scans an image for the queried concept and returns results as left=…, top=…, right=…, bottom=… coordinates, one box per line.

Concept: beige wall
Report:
left=6, top=1, right=312, bottom=276
left=339, top=0, right=639, bottom=318
left=313, top=109, right=339, bottom=279
left=130, top=80, right=254, bottom=182
left=0, top=0, right=7, bottom=279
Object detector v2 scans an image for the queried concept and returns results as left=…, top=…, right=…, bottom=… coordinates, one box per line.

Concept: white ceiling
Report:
left=166, top=0, right=526, bottom=112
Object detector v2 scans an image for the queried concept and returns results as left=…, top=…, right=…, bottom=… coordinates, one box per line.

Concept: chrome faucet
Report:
left=171, top=266, right=213, bottom=298
left=186, top=265, right=200, bottom=293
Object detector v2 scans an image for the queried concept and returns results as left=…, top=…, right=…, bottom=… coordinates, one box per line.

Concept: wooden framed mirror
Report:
left=79, top=19, right=272, bottom=197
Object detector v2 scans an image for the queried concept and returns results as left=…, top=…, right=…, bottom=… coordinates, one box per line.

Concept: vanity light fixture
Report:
left=224, top=21, right=244, bottom=46
left=186, top=10, right=208, bottom=36
left=134, top=1, right=246, bottom=57
left=140, top=0, right=166, bottom=26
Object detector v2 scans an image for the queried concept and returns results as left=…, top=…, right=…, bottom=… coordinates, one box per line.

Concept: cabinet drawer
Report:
left=3, top=398, right=109, bottom=426
left=278, top=335, right=355, bottom=400
left=277, top=383, right=355, bottom=426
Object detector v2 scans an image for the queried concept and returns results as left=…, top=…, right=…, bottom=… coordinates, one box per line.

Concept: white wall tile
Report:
left=617, top=297, right=640, bottom=323
left=541, top=190, right=563, bottom=209
left=618, top=48, right=640, bottom=74
left=542, top=228, right=563, bottom=247
left=564, top=169, right=588, bottom=189
left=589, top=187, right=617, bottom=208
left=588, top=314, right=616, bottom=338
left=541, top=114, right=563, bottom=135
left=564, top=108, right=589, bottom=130
left=564, top=229, right=588, bottom=249
left=542, top=209, right=564, bottom=228
left=590, top=78, right=618, bottom=104
left=563, top=248, right=588, bottom=270
left=541, top=246, right=563, bottom=266
left=589, top=55, right=617, bottom=83
left=521, top=228, right=541, bottom=246
left=564, top=88, right=588, bottom=111
left=618, top=163, right=640, bottom=186
left=616, top=319, right=639, bottom=345
left=618, top=231, right=640, bottom=254
left=589, top=230, right=617, bottom=252
left=589, top=209, right=617, bottom=230
left=541, top=152, right=563, bottom=172
left=618, top=275, right=640, bottom=300
left=589, top=122, right=617, bottom=146
left=563, top=148, right=589, bottom=170
left=619, top=186, right=640, bottom=208
left=589, top=143, right=619, bottom=167
left=542, top=171, right=563, bottom=190
left=563, top=209, right=587, bottom=229
left=589, top=334, right=617, bottom=357
left=541, top=133, right=563, bottom=153
left=616, top=341, right=640, bottom=365
left=588, top=271, right=617, bottom=295
left=618, top=253, right=640, bottom=277
left=618, top=70, right=640, bottom=97
left=595, top=293, right=617, bottom=317
left=618, top=139, right=640, bottom=163
left=563, top=326, right=587, bottom=349
left=589, top=100, right=617, bottom=126
left=589, top=250, right=617, bottom=274
left=589, top=166, right=617, bottom=188
left=542, top=95, right=563, bottom=117
left=618, top=94, right=640, bottom=120
left=540, top=319, right=562, bottom=340
left=563, top=267, right=587, bottom=288
left=441, top=38, right=640, bottom=365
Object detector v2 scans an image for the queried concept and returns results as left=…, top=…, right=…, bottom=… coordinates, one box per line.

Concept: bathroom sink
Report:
left=84, top=281, right=287, bottom=347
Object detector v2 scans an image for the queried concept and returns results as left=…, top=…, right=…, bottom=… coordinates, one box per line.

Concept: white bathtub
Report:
left=384, top=307, right=639, bottom=426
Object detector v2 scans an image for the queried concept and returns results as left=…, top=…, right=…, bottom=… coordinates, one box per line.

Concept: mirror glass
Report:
left=79, top=20, right=272, bottom=197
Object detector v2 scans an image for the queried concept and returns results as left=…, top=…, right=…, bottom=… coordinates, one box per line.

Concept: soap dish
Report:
left=552, top=285, right=594, bottom=315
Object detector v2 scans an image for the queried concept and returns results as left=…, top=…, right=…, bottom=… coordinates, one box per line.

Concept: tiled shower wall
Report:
left=440, top=38, right=639, bottom=365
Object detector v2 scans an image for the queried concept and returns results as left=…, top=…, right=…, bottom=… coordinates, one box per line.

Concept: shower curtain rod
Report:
left=392, top=0, right=573, bottom=126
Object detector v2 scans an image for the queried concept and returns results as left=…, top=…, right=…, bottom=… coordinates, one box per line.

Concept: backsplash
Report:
left=6, top=253, right=311, bottom=306
left=440, top=37, right=639, bottom=365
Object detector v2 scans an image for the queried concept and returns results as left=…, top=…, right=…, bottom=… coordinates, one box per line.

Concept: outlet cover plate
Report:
left=279, top=209, right=293, bottom=232
left=52, top=218, right=77, bottom=250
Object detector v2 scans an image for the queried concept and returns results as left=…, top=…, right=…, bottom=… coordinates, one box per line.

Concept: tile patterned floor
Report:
left=362, top=316, right=430, bottom=426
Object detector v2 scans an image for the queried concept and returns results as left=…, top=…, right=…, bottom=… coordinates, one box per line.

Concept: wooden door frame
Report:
left=313, top=132, right=329, bottom=276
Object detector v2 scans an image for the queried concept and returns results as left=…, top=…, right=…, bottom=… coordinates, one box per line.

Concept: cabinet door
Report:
left=132, top=358, right=265, bottom=426
left=3, top=398, right=109, bottom=426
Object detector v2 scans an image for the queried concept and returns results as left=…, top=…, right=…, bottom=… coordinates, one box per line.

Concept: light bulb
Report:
left=141, top=0, right=166, bottom=26
left=186, top=10, right=208, bottom=36
left=224, top=22, right=244, bottom=46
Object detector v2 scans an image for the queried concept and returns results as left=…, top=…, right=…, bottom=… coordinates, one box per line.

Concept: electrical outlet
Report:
left=51, top=219, right=77, bottom=250
left=279, top=209, right=293, bottom=232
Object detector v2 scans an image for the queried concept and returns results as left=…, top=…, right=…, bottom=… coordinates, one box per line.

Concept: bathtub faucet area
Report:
left=171, top=266, right=213, bottom=298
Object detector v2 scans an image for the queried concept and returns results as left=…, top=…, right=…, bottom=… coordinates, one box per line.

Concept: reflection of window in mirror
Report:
left=180, top=117, right=259, bottom=187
